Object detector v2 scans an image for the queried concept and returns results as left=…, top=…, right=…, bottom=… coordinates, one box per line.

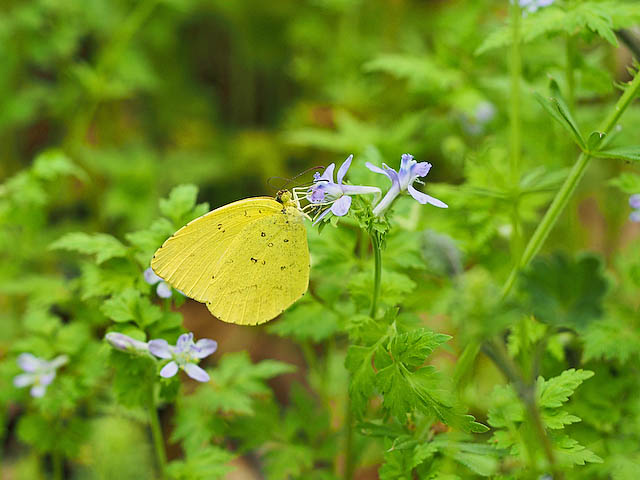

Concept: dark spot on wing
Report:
left=217, top=223, right=222, bottom=230
left=261, top=232, right=266, bottom=237
left=262, top=260, right=266, bottom=265
left=268, top=242, right=273, bottom=247
left=250, top=257, right=258, bottom=264
left=283, top=239, right=289, bottom=243
left=280, top=266, right=286, bottom=271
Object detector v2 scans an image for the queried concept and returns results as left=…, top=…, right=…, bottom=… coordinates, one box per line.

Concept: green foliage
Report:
left=520, top=253, right=608, bottom=331
left=166, top=446, right=234, bottom=480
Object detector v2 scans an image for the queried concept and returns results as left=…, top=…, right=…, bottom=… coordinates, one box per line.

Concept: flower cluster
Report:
left=105, top=331, right=217, bottom=382
left=307, top=153, right=447, bottom=221
left=630, top=194, right=640, bottom=222
left=13, top=353, right=68, bottom=398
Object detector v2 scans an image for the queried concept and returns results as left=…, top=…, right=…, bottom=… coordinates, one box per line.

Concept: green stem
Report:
left=148, top=390, right=167, bottom=478
left=509, top=0, right=522, bottom=185
left=565, top=35, right=575, bottom=110
left=482, top=341, right=559, bottom=477
left=502, top=71, right=640, bottom=298
left=369, top=233, right=382, bottom=319
left=52, top=451, right=63, bottom=480
left=344, top=403, right=354, bottom=480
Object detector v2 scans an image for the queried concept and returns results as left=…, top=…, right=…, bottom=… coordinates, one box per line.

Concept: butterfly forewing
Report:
left=151, top=197, right=282, bottom=302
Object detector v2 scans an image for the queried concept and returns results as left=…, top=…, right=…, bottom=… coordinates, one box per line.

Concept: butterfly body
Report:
left=151, top=191, right=309, bottom=325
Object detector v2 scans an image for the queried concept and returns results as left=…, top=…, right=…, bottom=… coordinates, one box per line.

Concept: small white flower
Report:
left=13, top=353, right=68, bottom=398
left=148, top=333, right=217, bottom=383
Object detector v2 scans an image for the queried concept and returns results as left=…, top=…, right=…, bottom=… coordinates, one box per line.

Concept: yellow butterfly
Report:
left=151, top=190, right=309, bottom=325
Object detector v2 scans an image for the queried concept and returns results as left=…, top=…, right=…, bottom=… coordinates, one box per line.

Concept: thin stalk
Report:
left=369, top=233, right=382, bottom=319
left=52, top=451, right=63, bottom=480
left=343, top=404, right=354, bottom=480
left=502, top=71, right=640, bottom=298
left=509, top=0, right=522, bottom=185
left=565, top=35, right=576, bottom=109
left=148, top=390, right=167, bottom=478
left=482, top=341, right=559, bottom=477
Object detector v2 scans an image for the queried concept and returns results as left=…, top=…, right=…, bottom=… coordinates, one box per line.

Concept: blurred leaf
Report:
left=167, top=446, right=234, bottom=480
left=268, top=301, right=340, bottom=342
left=521, top=253, right=608, bottom=331
left=50, top=232, right=129, bottom=264
left=534, top=80, right=585, bottom=150
left=159, top=184, right=209, bottom=227
left=593, top=146, right=640, bottom=163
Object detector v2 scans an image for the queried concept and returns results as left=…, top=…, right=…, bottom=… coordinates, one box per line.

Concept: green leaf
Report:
left=386, top=329, right=451, bottom=369
left=159, top=184, right=209, bottom=226
left=609, top=172, right=640, bottom=194
left=50, top=232, right=129, bottom=264
left=587, top=131, right=605, bottom=152
left=521, top=253, right=608, bottom=330
left=268, top=301, right=340, bottom=342
left=100, top=288, right=163, bottom=328
left=31, top=150, right=87, bottom=182
left=167, top=446, right=234, bottom=480
left=345, top=344, right=378, bottom=416
left=534, top=80, right=585, bottom=150
left=593, top=146, right=640, bottom=163
left=537, top=368, right=594, bottom=409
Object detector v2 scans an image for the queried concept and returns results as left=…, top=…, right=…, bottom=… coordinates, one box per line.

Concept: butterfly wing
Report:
left=151, top=197, right=283, bottom=302
left=204, top=205, right=310, bottom=325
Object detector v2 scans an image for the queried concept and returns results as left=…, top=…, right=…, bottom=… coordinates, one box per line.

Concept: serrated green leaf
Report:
left=609, top=172, right=640, bottom=194
left=50, top=232, right=129, bottom=264
left=537, top=368, right=594, bottom=409
left=167, top=446, right=234, bottom=480
left=100, top=288, right=163, bottom=328
left=268, top=301, right=340, bottom=342
left=159, top=184, right=209, bottom=226
left=345, top=344, right=377, bottom=416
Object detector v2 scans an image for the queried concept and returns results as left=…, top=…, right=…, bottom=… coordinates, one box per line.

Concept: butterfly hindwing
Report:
left=205, top=205, right=309, bottom=325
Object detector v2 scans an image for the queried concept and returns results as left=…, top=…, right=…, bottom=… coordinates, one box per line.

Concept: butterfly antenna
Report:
left=267, top=166, right=324, bottom=191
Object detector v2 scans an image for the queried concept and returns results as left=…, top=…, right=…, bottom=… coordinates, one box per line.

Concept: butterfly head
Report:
left=276, top=189, right=297, bottom=208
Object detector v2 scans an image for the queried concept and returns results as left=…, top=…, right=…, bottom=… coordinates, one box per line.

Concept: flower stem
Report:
left=509, top=0, right=522, bottom=185
left=52, top=451, right=63, bottom=480
left=148, top=389, right=167, bottom=478
left=344, top=403, right=355, bottom=480
left=502, top=70, right=640, bottom=298
left=369, top=232, right=382, bottom=319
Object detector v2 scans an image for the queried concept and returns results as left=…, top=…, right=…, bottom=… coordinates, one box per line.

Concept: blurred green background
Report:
left=2, top=0, right=640, bottom=478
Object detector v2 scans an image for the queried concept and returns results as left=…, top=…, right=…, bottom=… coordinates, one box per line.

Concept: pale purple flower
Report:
left=513, top=0, right=554, bottom=13
left=144, top=267, right=173, bottom=298
left=13, top=354, right=68, bottom=398
left=366, top=154, right=448, bottom=216
left=307, top=155, right=381, bottom=224
left=148, top=333, right=217, bottom=382
left=630, top=194, right=640, bottom=222
left=105, top=332, right=149, bottom=353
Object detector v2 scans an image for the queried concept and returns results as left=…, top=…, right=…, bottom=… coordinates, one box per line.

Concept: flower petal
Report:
left=106, top=332, right=148, bottom=352
left=407, top=184, right=448, bottom=208
left=144, top=267, right=162, bottom=285
left=194, top=339, right=218, bottom=358
left=365, top=162, right=397, bottom=183
left=17, top=353, right=43, bottom=373
left=148, top=339, right=173, bottom=359
left=30, top=385, right=47, bottom=398
left=330, top=195, right=352, bottom=217
left=630, top=194, right=640, bottom=209
left=13, top=373, right=35, bottom=388
left=317, top=163, right=335, bottom=182
left=631, top=210, right=640, bottom=223
left=156, top=282, right=172, bottom=299
left=40, top=372, right=56, bottom=386
left=411, top=162, right=432, bottom=178
left=336, top=154, right=353, bottom=184
left=184, top=363, right=210, bottom=382
left=160, top=361, right=179, bottom=378
left=176, top=333, right=193, bottom=352
left=400, top=153, right=415, bottom=172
